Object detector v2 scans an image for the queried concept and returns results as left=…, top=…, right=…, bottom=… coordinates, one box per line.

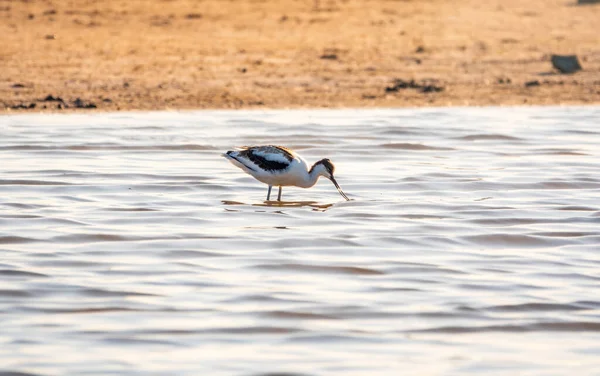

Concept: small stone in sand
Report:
left=185, top=13, right=202, bottom=19
left=551, top=55, right=582, bottom=74
left=320, top=54, right=338, bottom=60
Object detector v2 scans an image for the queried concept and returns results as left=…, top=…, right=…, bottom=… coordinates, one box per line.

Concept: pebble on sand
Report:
left=320, top=54, right=338, bottom=60
left=551, top=55, right=582, bottom=74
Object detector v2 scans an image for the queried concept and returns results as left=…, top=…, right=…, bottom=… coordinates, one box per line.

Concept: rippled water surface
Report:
left=2, top=107, right=600, bottom=375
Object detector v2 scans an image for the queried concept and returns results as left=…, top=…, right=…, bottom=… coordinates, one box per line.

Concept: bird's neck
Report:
left=299, top=166, right=322, bottom=188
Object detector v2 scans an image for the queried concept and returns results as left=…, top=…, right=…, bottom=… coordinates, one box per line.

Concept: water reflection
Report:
left=222, top=199, right=335, bottom=211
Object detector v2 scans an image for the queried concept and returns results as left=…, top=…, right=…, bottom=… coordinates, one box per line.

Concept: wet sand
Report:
left=2, top=0, right=600, bottom=112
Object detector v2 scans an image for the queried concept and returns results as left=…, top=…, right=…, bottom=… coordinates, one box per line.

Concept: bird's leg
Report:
left=277, top=186, right=282, bottom=201
left=266, top=185, right=272, bottom=201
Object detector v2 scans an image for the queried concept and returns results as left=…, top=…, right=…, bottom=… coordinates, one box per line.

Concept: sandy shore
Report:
left=2, top=0, right=599, bottom=112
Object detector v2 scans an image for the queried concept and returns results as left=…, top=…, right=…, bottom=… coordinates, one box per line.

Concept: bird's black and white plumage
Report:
left=223, top=145, right=350, bottom=201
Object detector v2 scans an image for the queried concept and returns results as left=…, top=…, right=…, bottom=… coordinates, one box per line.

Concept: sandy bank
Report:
left=1, top=0, right=599, bottom=112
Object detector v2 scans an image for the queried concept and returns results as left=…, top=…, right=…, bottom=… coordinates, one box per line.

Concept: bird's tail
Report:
left=222, top=150, right=256, bottom=173
left=222, top=150, right=235, bottom=158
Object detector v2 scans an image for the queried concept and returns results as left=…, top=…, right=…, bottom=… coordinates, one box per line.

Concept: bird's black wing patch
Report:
left=240, top=148, right=290, bottom=171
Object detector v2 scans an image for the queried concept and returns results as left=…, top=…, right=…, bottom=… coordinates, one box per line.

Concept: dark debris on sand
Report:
left=73, top=97, right=97, bottom=109
left=10, top=102, right=36, bottom=109
left=385, top=79, right=444, bottom=94
left=6, top=94, right=98, bottom=110
left=42, top=94, right=64, bottom=102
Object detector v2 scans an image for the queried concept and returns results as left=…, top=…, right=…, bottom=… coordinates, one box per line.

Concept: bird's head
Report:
left=312, top=158, right=335, bottom=179
left=311, top=158, right=350, bottom=201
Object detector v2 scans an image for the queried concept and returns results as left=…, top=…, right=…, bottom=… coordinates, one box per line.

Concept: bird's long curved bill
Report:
left=331, top=177, right=350, bottom=201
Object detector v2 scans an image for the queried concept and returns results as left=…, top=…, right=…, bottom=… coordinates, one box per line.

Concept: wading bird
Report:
left=223, top=145, right=350, bottom=201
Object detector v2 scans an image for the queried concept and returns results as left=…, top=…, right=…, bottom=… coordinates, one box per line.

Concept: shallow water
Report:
left=1, top=107, right=600, bottom=375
